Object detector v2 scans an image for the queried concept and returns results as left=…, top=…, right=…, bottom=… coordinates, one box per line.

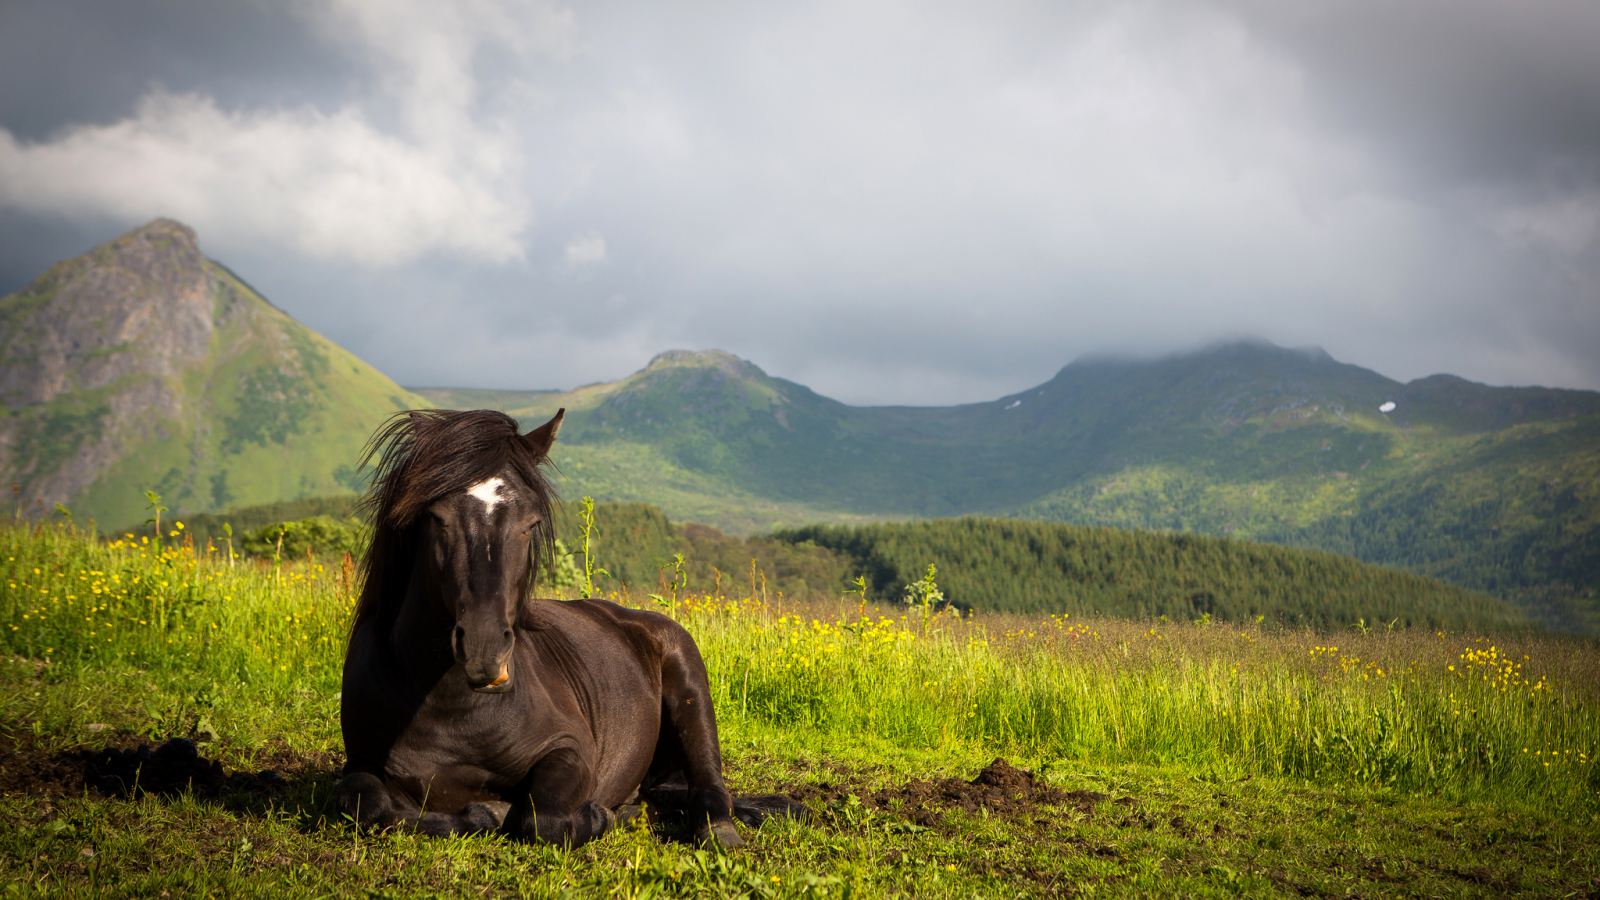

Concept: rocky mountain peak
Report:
left=0, top=217, right=216, bottom=406
left=643, top=349, right=767, bottom=382
left=0, top=219, right=425, bottom=528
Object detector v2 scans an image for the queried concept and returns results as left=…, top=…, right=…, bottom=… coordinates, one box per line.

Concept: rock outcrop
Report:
left=0, top=219, right=214, bottom=406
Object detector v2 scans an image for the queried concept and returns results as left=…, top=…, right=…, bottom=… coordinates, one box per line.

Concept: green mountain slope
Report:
left=416, top=344, right=1599, bottom=630
left=11, top=223, right=1582, bottom=629
left=1271, top=416, right=1600, bottom=633
left=0, top=219, right=427, bottom=530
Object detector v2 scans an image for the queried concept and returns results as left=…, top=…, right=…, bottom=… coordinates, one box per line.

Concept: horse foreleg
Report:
left=659, top=633, right=743, bottom=848
left=336, top=770, right=501, bottom=836
left=336, top=770, right=411, bottom=830
left=506, top=747, right=615, bottom=847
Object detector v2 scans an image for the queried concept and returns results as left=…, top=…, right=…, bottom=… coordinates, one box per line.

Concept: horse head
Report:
left=420, top=409, right=564, bottom=693
left=354, top=406, right=565, bottom=694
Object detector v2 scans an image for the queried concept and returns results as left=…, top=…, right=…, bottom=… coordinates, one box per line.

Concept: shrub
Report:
left=241, top=515, right=368, bottom=559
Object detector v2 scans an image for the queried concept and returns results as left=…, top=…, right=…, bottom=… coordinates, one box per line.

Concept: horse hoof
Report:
left=460, top=801, right=509, bottom=831
left=734, top=795, right=812, bottom=826
left=614, top=803, right=646, bottom=826
left=696, top=820, right=744, bottom=850
left=479, top=801, right=512, bottom=827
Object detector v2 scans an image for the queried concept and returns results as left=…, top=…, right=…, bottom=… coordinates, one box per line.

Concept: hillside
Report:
left=1271, top=416, right=1600, bottom=634
left=420, top=344, right=1600, bottom=528
left=169, top=492, right=1518, bottom=631
left=775, top=517, right=1524, bottom=632
left=416, top=345, right=1599, bottom=630
left=542, top=501, right=1527, bottom=632
left=0, top=219, right=427, bottom=530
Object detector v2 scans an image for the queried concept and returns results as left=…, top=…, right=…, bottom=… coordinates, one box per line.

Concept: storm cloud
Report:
left=1, top=0, right=1596, bottom=404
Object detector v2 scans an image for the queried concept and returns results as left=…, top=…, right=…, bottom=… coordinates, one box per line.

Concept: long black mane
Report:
left=353, top=409, right=558, bottom=630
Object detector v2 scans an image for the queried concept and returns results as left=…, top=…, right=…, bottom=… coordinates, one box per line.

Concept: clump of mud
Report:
left=0, top=734, right=295, bottom=801
left=792, top=758, right=1110, bottom=828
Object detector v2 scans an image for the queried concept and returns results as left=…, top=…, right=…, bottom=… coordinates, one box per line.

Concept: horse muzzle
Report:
left=455, top=619, right=516, bottom=693
left=466, top=658, right=514, bottom=693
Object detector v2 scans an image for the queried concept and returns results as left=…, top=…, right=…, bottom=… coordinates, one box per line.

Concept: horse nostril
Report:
left=503, top=629, right=512, bottom=640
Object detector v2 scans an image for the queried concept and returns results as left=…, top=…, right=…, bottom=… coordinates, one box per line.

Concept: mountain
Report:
left=0, top=219, right=427, bottom=530
left=417, top=343, right=1599, bottom=524
left=416, top=344, right=1600, bottom=630
left=3, top=221, right=1588, bottom=626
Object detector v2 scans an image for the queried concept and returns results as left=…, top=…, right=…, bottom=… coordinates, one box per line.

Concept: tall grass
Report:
left=0, top=523, right=350, bottom=698
left=689, top=598, right=1599, bottom=811
left=2, top=522, right=1595, bottom=814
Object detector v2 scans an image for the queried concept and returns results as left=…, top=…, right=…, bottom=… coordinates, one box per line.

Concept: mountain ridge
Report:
left=416, top=343, right=1599, bottom=630
left=414, top=341, right=1600, bottom=520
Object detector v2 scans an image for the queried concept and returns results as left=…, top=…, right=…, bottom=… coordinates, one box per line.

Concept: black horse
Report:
left=336, top=408, right=762, bottom=847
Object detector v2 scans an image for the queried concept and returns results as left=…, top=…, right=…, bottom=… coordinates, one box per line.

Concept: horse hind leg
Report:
left=656, top=634, right=743, bottom=849
left=732, top=793, right=811, bottom=827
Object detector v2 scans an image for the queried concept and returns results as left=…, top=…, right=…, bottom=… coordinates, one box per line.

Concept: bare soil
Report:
left=0, top=731, right=328, bottom=802
left=788, top=757, right=1111, bottom=828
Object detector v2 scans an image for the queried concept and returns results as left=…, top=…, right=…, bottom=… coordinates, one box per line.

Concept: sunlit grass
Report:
left=1, top=523, right=351, bottom=700
left=682, top=594, right=1599, bottom=813
left=2, top=521, right=1596, bottom=817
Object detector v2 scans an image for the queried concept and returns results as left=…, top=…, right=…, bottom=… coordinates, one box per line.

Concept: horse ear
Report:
left=523, top=408, right=565, bottom=458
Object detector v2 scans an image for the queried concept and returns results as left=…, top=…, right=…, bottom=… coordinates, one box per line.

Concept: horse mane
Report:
left=352, top=409, right=559, bottom=631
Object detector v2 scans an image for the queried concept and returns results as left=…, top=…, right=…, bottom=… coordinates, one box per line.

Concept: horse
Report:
left=335, top=408, right=767, bottom=847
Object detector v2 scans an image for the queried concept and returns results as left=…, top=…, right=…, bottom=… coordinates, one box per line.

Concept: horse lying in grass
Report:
left=335, top=408, right=796, bottom=847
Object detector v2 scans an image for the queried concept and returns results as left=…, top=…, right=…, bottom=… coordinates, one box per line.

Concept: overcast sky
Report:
left=2, top=0, right=1597, bottom=405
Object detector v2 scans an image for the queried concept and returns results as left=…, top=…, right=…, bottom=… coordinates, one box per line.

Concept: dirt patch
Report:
left=790, top=757, right=1111, bottom=828
left=0, top=734, right=314, bottom=801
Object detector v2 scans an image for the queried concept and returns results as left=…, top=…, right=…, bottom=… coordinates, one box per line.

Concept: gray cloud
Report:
left=0, top=0, right=359, bottom=141
left=2, top=0, right=1596, bottom=405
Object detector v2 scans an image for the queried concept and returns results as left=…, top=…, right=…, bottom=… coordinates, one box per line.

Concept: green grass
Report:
left=1, top=522, right=1597, bottom=897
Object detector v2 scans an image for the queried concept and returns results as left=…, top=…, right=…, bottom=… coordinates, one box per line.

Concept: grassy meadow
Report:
left=0, top=520, right=1597, bottom=897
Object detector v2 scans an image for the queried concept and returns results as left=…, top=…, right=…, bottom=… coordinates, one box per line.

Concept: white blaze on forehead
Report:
left=466, top=477, right=508, bottom=513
